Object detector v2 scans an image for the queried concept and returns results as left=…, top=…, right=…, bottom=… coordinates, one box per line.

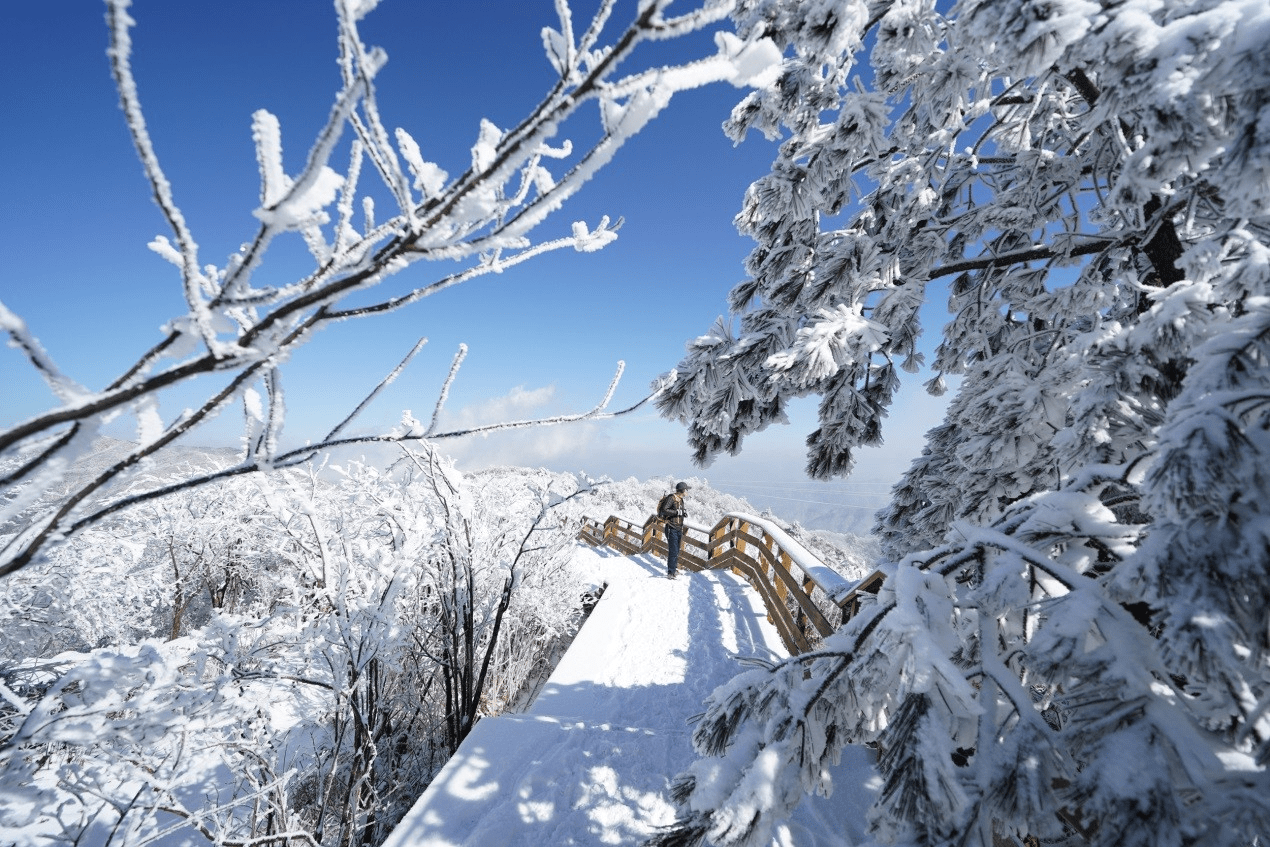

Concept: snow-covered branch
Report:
left=0, top=0, right=777, bottom=575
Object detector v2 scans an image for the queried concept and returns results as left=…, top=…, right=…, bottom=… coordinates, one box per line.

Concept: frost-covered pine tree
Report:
left=655, top=0, right=1270, bottom=844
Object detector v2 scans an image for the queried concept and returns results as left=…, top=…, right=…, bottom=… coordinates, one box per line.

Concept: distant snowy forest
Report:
left=3, top=0, right=1269, bottom=845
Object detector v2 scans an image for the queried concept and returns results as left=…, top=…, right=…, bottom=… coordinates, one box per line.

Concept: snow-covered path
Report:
left=382, top=544, right=879, bottom=846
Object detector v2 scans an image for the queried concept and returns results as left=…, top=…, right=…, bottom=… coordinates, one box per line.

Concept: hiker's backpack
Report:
left=657, top=493, right=678, bottom=520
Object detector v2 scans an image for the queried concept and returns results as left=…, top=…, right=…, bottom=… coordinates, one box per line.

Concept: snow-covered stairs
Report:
left=382, top=544, right=877, bottom=846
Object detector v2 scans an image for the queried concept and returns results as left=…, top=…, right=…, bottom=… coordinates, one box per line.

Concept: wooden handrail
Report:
left=579, top=511, right=885, bottom=655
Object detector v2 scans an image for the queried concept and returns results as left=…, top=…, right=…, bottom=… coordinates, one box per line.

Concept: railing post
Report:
left=800, top=573, right=815, bottom=633
left=775, top=546, right=791, bottom=607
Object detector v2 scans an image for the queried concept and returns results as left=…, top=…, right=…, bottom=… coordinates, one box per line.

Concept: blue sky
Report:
left=1, top=1, right=948, bottom=528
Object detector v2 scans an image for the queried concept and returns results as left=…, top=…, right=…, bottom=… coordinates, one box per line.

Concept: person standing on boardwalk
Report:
left=657, top=482, right=691, bottom=579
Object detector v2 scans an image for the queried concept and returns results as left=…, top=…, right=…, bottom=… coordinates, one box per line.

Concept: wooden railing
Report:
left=579, top=512, right=885, bottom=655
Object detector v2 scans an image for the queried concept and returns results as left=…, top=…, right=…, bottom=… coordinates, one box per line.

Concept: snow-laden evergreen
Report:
left=656, top=0, right=1270, bottom=845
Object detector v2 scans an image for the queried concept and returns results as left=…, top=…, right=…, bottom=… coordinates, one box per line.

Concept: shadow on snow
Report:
left=384, top=548, right=784, bottom=846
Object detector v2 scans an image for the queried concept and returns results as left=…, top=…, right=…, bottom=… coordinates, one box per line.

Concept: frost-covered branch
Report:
left=106, top=0, right=212, bottom=344
left=662, top=473, right=1247, bottom=847
left=7, top=356, right=643, bottom=576
left=0, top=0, right=779, bottom=575
left=660, top=0, right=1267, bottom=485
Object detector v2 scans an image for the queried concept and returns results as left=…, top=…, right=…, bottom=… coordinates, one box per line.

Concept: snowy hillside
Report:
left=0, top=442, right=880, bottom=847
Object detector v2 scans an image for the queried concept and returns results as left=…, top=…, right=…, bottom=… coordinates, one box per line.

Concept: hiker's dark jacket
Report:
left=658, top=493, right=687, bottom=528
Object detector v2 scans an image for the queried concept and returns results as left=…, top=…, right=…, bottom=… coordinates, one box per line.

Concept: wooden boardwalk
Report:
left=381, top=545, right=878, bottom=847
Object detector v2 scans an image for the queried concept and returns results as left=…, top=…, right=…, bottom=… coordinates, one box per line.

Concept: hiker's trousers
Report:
left=665, top=524, right=683, bottom=575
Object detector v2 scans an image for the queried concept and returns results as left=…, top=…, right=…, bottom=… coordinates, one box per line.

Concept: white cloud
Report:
left=427, top=372, right=953, bottom=534
left=441, top=384, right=558, bottom=431
left=436, top=384, right=619, bottom=472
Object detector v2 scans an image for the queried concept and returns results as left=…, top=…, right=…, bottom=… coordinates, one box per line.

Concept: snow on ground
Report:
left=383, top=544, right=881, bottom=846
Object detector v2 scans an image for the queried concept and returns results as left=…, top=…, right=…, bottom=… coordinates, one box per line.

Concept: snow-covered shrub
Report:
left=0, top=443, right=608, bottom=847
